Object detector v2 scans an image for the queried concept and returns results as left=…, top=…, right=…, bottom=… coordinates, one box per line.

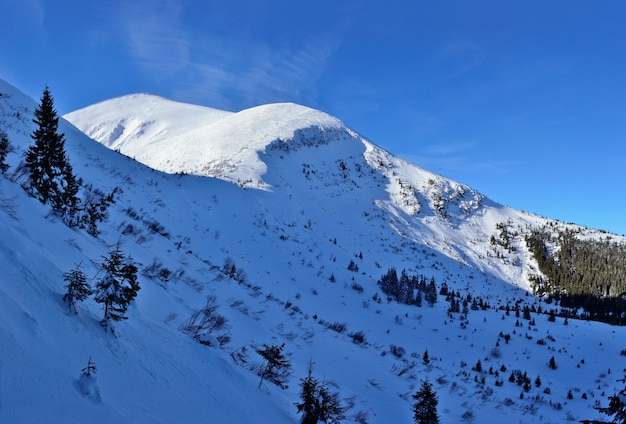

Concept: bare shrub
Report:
left=179, top=295, right=230, bottom=344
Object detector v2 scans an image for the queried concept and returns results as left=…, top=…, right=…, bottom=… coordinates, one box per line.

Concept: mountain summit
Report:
left=66, top=97, right=353, bottom=188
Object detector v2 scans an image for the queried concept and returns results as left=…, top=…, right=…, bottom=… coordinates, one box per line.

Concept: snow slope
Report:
left=1, top=78, right=625, bottom=423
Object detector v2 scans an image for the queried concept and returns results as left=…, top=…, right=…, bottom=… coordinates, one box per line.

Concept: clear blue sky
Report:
left=2, top=0, right=625, bottom=235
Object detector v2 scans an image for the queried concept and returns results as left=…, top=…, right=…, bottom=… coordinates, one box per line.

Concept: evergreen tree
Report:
left=297, top=362, right=320, bottom=424
left=256, top=343, right=292, bottom=389
left=595, top=374, right=626, bottom=423
left=25, top=86, right=79, bottom=220
left=425, top=278, right=438, bottom=306
left=81, top=356, right=97, bottom=376
left=399, top=269, right=412, bottom=304
left=316, top=383, right=345, bottom=424
left=415, top=289, right=423, bottom=307
left=378, top=267, right=399, bottom=299
left=548, top=356, right=557, bottom=370
left=413, top=380, right=440, bottom=424
left=61, top=160, right=80, bottom=222
left=76, top=187, right=118, bottom=236
left=93, top=241, right=140, bottom=326
left=63, top=263, right=92, bottom=313
left=0, top=131, right=12, bottom=174
left=296, top=361, right=346, bottom=424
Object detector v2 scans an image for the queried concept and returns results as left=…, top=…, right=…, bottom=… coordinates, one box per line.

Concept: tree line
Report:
left=377, top=268, right=438, bottom=307
left=526, top=227, right=626, bottom=324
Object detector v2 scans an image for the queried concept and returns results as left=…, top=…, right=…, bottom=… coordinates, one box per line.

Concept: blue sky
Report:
left=2, top=0, right=625, bottom=235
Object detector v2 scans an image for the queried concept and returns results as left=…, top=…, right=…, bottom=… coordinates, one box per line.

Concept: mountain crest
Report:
left=66, top=97, right=358, bottom=187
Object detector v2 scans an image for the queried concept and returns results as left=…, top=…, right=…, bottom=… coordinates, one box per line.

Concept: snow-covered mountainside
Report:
left=2, top=78, right=625, bottom=423
left=66, top=94, right=549, bottom=292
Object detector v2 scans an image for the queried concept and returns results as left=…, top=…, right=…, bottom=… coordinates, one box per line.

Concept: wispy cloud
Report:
left=2, top=0, right=45, bottom=40
left=400, top=140, right=520, bottom=177
left=107, top=0, right=344, bottom=110
left=435, top=40, right=486, bottom=82
left=115, top=1, right=190, bottom=78
left=421, top=140, right=476, bottom=156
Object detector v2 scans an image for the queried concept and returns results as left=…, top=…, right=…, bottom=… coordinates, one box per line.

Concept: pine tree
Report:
left=399, top=269, right=412, bottom=304
left=316, top=383, right=345, bottom=424
left=82, top=356, right=97, bottom=376
left=549, top=356, right=557, bottom=370
left=295, top=361, right=346, bottom=424
left=93, top=241, right=140, bottom=326
left=596, top=374, right=626, bottom=423
left=425, top=278, right=438, bottom=306
left=0, top=131, right=12, bottom=174
left=63, top=263, right=92, bottom=313
left=61, top=159, right=80, bottom=223
left=25, top=86, right=79, bottom=220
left=256, top=343, right=292, bottom=389
left=415, top=289, right=423, bottom=307
left=378, top=267, right=399, bottom=299
left=413, top=380, right=440, bottom=424
left=77, top=187, right=118, bottom=236
left=297, top=362, right=320, bottom=424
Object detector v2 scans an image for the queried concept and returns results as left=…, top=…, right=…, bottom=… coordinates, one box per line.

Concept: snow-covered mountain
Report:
left=1, top=78, right=625, bottom=423
left=65, top=94, right=544, bottom=293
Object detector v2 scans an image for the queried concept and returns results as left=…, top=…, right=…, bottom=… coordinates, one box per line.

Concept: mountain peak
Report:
left=66, top=97, right=355, bottom=187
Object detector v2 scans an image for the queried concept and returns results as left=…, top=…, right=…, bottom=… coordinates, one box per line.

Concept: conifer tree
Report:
left=0, top=131, right=12, bottom=174
left=295, top=361, right=346, bottom=424
left=415, top=290, right=423, bottom=307
left=63, top=263, right=92, bottom=313
left=425, top=278, right=438, bottom=306
left=595, top=374, right=626, bottom=423
left=256, top=343, right=292, bottom=389
left=297, top=361, right=320, bottom=424
left=25, top=86, right=79, bottom=220
left=93, top=241, right=139, bottom=326
left=77, top=187, right=118, bottom=236
left=413, top=379, right=440, bottom=424
left=548, top=356, right=557, bottom=370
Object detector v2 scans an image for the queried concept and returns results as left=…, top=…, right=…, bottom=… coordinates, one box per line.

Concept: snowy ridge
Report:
left=2, top=78, right=626, bottom=423
left=67, top=97, right=349, bottom=188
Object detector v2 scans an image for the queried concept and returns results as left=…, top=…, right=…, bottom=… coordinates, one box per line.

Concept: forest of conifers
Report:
left=526, top=227, right=626, bottom=324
